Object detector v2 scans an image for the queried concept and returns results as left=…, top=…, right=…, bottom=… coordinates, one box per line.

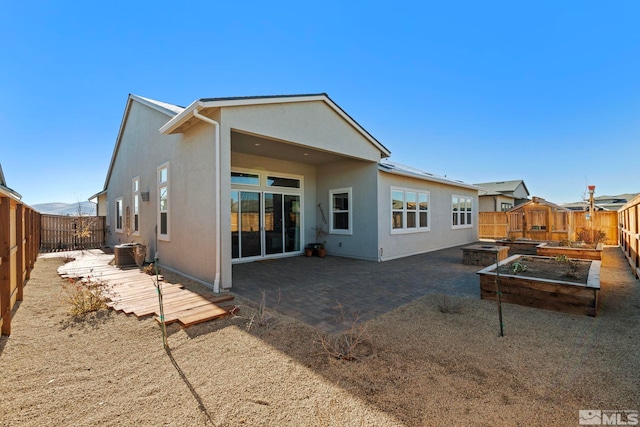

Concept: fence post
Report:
left=0, top=196, right=11, bottom=336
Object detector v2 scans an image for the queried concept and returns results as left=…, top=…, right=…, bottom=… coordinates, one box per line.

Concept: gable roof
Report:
left=507, top=196, right=569, bottom=212
left=474, top=180, right=530, bottom=197
left=379, top=160, right=478, bottom=190
left=159, top=93, right=391, bottom=157
left=102, top=94, right=184, bottom=191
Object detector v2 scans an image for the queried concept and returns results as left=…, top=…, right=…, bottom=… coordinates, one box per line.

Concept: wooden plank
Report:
left=160, top=301, right=230, bottom=324
left=131, top=293, right=225, bottom=317
left=121, top=290, right=207, bottom=314
left=179, top=305, right=237, bottom=327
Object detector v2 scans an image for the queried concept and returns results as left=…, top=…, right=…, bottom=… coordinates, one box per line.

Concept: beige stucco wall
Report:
left=479, top=195, right=514, bottom=212
left=106, top=100, right=218, bottom=286
left=316, top=160, right=380, bottom=261
left=377, top=172, right=478, bottom=260
left=220, top=101, right=383, bottom=162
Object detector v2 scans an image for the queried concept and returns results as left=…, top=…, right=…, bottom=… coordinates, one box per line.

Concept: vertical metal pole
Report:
left=496, top=251, right=504, bottom=337
left=155, top=254, right=168, bottom=349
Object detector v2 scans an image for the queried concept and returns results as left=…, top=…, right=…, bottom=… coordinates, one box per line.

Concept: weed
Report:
left=317, top=303, right=371, bottom=361
left=554, top=255, right=570, bottom=263
left=61, top=277, right=110, bottom=317
left=437, top=294, right=462, bottom=314
left=143, top=263, right=159, bottom=275
left=245, top=289, right=280, bottom=331
left=562, top=259, right=581, bottom=279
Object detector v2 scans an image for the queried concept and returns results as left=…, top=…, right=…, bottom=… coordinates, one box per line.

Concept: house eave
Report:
left=379, top=165, right=478, bottom=191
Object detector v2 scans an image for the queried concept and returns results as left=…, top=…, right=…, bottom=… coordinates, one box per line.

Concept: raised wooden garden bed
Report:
left=477, top=255, right=601, bottom=317
left=497, top=239, right=542, bottom=255
left=536, top=242, right=603, bottom=260
left=462, top=244, right=510, bottom=266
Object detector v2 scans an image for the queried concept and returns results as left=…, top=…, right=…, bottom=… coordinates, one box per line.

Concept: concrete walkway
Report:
left=231, top=243, right=483, bottom=332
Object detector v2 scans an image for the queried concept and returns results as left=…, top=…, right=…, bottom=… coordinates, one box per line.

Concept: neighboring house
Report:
left=562, top=193, right=639, bottom=211
left=0, top=163, right=22, bottom=201
left=93, top=93, right=478, bottom=291
left=474, top=180, right=530, bottom=212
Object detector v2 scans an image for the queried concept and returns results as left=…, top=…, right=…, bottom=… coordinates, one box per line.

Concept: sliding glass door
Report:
left=232, top=190, right=300, bottom=260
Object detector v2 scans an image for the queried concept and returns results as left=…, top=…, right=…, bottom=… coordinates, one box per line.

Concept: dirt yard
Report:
left=1, top=249, right=638, bottom=426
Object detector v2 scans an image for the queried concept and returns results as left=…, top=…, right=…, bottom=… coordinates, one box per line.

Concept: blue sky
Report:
left=1, top=1, right=638, bottom=206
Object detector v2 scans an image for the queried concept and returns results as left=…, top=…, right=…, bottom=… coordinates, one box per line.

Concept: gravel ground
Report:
left=0, top=247, right=638, bottom=426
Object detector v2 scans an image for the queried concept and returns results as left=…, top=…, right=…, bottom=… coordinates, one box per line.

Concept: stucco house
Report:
left=475, top=180, right=530, bottom=212
left=93, top=93, right=478, bottom=292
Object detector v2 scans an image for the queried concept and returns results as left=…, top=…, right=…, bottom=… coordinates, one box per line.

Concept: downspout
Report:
left=192, top=106, right=221, bottom=293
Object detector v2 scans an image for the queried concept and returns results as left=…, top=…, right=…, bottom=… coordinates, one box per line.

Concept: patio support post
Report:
left=192, top=106, right=221, bottom=293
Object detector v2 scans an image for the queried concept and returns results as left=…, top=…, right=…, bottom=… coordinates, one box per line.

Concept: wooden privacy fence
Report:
left=40, top=214, right=105, bottom=251
left=478, top=210, right=619, bottom=244
left=0, top=195, right=40, bottom=336
left=619, top=194, right=640, bottom=279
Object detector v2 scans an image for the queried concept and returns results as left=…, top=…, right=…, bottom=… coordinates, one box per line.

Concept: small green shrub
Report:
left=510, top=261, right=527, bottom=274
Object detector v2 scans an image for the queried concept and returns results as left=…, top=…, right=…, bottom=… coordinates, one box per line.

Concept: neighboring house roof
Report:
left=474, top=180, right=530, bottom=198
left=507, top=196, right=570, bottom=212
left=562, top=193, right=639, bottom=211
left=0, top=162, right=22, bottom=200
left=379, top=160, right=478, bottom=190
left=159, top=93, right=391, bottom=157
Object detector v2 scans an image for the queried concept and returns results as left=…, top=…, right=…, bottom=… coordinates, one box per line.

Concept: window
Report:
left=501, top=202, right=513, bottom=212
left=132, top=177, right=140, bottom=235
left=329, top=188, right=352, bottom=234
left=528, top=210, right=547, bottom=230
left=158, top=162, right=170, bottom=240
left=231, top=172, right=259, bottom=186
left=115, top=197, right=123, bottom=233
left=267, top=175, right=300, bottom=188
left=391, top=188, right=430, bottom=233
left=452, top=195, right=473, bottom=229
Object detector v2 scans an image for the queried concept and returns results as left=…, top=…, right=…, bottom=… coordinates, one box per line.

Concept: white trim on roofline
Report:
left=379, top=161, right=478, bottom=191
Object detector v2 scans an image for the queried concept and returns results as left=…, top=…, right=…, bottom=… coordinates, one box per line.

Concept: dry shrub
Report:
left=318, top=304, right=371, bottom=361
left=437, top=294, right=462, bottom=314
left=576, top=228, right=607, bottom=244
left=143, top=263, right=159, bottom=275
left=245, top=289, right=280, bottom=331
left=62, top=278, right=110, bottom=317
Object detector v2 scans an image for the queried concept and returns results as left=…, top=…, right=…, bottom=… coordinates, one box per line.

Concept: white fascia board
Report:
left=159, top=100, right=202, bottom=134
left=379, top=166, right=479, bottom=191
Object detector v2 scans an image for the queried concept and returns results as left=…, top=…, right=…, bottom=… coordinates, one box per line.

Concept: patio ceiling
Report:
left=231, top=130, right=351, bottom=165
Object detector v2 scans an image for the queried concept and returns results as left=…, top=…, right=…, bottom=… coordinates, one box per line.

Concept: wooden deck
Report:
left=57, top=250, right=235, bottom=327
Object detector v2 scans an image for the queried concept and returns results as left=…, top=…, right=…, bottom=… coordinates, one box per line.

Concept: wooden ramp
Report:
left=57, top=250, right=236, bottom=327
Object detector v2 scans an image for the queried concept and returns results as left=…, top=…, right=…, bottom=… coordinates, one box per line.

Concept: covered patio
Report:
left=231, top=243, right=482, bottom=332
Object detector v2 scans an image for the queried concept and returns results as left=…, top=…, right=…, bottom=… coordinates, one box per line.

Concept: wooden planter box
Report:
left=461, top=244, right=510, bottom=266
left=497, top=239, right=542, bottom=255
left=477, top=255, right=601, bottom=317
left=536, top=242, right=603, bottom=260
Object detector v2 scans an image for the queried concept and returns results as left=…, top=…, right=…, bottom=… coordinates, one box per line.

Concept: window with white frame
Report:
left=158, top=162, right=170, bottom=240
left=115, top=197, right=123, bottom=233
left=329, top=188, right=352, bottom=234
left=452, top=195, right=473, bottom=229
left=132, top=177, right=140, bottom=235
left=391, top=188, right=430, bottom=233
